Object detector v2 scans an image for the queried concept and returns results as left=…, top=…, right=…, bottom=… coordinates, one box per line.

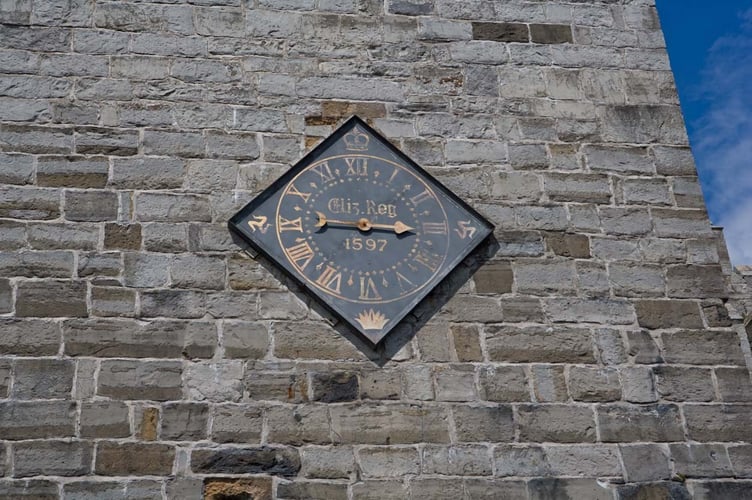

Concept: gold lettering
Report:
left=345, top=157, right=368, bottom=176
left=286, top=184, right=311, bottom=203
left=414, top=249, right=441, bottom=272
left=315, top=265, right=342, bottom=294
left=247, top=215, right=269, bottom=233
left=311, top=161, right=335, bottom=182
left=286, top=239, right=314, bottom=270
left=388, top=168, right=399, bottom=184
left=422, top=221, right=448, bottom=235
left=328, top=198, right=360, bottom=215
left=359, top=276, right=381, bottom=300
left=454, top=220, right=477, bottom=239
left=366, top=200, right=397, bottom=218
left=395, top=271, right=414, bottom=291
left=278, top=216, right=303, bottom=232
left=410, top=189, right=432, bottom=206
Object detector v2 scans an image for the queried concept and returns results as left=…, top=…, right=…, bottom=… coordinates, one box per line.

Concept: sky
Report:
left=655, top=1, right=752, bottom=265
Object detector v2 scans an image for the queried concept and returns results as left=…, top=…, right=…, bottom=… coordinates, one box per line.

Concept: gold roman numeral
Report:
left=422, top=221, right=448, bottom=234
left=345, top=157, right=368, bottom=176
left=278, top=216, right=303, bottom=232
left=410, top=189, right=432, bottom=206
left=286, top=183, right=311, bottom=203
left=359, top=276, right=382, bottom=300
left=395, top=272, right=414, bottom=292
left=311, top=161, right=335, bottom=182
left=286, top=239, right=314, bottom=270
left=315, top=265, right=342, bottom=294
left=414, top=250, right=441, bottom=272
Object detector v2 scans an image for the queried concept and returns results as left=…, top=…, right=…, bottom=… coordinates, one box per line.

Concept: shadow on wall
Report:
left=230, top=230, right=499, bottom=366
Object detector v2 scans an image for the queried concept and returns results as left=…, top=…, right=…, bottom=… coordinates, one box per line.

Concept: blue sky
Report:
left=656, top=1, right=752, bottom=265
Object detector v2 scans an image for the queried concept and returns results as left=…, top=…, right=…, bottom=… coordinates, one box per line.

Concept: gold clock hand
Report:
left=315, top=212, right=414, bottom=234
left=370, top=221, right=415, bottom=234
left=315, top=212, right=358, bottom=228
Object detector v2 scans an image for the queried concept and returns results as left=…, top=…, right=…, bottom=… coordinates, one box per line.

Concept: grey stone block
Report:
left=211, top=404, right=263, bottom=444
left=359, top=447, right=420, bottom=478
left=544, top=173, right=612, bottom=203
left=301, top=446, right=356, bottom=479
left=25, top=224, right=92, bottom=258
left=135, top=193, right=212, bottom=222
left=662, top=330, right=745, bottom=365
left=64, top=190, right=118, bottom=222
left=666, top=265, right=728, bottom=299
left=140, top=290, right=207, bottom=319
left=0, top=186, right=61, bottom=220
left=111, top=157, right=186, bottom=189
left=434, top=365, right=476, bottom=402
left=276, top=481, right=348, bottom=500
left=170, top=254, right=226, bottom=290
left=684, top=404, right=752, bottom=442
left=96, top=442, right=176, bottom=476
left=514, top=259, right=576, bottom=294
left=66, top=318, right=215, bottom=358
left=161, top=402, right=209, bottom=440
left=0, top=153, right=34, bottom=185
left=330, top=403, right=450, bottom=445
left=635, top=299, right=704, bottom=329
left=191, top=446, right=300, bottom=476
left=620, top=444, right=671, bottom=482
left=206, top=130, right=260, bottom=160
left=598, top=404, right=683, bottom=442
left=0, top=401, right=76, bottom=440
left=16, top=280, right=87, bottom=318
left=453, top=405, right=514, bottom=442
left=621, top=366, right=657, bottom=403
left=13, top=440, right=92, bottom=478
left=421, top=444, right=491, bottom=475
left=487, top=325, right=594, bottom=363
left=545, top=444, right=622, bottom=476
left=12, top=359, right=74, bottom=399
left=569, top=367, right=621, bottom=402
left=80, top=401, right=130, bottom=438
left=670, top=443, right=733, bottom=478
left=545, top=297, right=636, bottom=325
left=654, top=366, right=715, bottom=402
left=0, top=250, right=74, bottom=278
left=479, top=366, right=529, bottom=402
left=98, top=360, right=182, bottom=401
left=716, top=368, right=752, bottom=402
left=184, top=361, right=242, bottom=402
left=0, top=319, right=61, bottom=355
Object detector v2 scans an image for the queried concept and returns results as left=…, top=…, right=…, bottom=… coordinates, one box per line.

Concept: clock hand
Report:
left=369, top=221, right=415, bottom=234
left=315, top=212, right=414, bottom=234
left=315, top=212, right=361, bottom=229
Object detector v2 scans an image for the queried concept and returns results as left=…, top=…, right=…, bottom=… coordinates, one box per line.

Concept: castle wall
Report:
left=0, top=1, right=751, bottom=498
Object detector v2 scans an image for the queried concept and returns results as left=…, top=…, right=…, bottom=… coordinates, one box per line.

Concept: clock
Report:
left=228, top=116, right=493, bottom=344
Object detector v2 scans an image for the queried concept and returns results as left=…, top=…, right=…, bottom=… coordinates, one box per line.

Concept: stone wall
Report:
left=1, top=0, right=751, bottom=499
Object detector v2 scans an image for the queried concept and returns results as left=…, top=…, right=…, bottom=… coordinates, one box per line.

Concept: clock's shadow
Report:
left=229, top=232, right=499, bottom=367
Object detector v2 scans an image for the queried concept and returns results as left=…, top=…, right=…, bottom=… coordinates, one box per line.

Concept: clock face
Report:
left=229, top=117, right=493, bottom=344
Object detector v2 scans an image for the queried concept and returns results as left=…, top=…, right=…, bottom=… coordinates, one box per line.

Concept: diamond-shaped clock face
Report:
left=228, top=116, right=493, bottom=344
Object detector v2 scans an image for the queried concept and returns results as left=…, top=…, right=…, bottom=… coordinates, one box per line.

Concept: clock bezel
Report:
left=228, top=115, right=494, bottom=345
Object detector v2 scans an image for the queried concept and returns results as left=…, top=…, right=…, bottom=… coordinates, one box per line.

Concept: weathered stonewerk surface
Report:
left=0, top=1, right=750, bottom=499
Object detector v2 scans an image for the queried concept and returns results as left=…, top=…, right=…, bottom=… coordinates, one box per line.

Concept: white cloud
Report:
left=690, top=7, right=752, bottom=265
left=717, top=198, right=752, bottom=265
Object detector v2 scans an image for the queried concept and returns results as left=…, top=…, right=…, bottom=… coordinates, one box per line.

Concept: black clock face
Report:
left=229, top=117, right=493, bottom=344
left=276, top=154, right=449, bottom=304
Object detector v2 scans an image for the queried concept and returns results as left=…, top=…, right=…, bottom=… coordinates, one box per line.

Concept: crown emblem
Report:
left=354, top=309, right=388, bottom=330
left=343, top=127, right=370, bottom=151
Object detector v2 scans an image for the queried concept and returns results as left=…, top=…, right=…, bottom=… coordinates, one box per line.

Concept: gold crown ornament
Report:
left=354, top=309, right=388, bottom=330
left=343, top=127, right=370, bottom=151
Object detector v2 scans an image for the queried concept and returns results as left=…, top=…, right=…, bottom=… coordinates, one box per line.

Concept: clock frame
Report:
left=228, top=116, right=493, bottom=345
